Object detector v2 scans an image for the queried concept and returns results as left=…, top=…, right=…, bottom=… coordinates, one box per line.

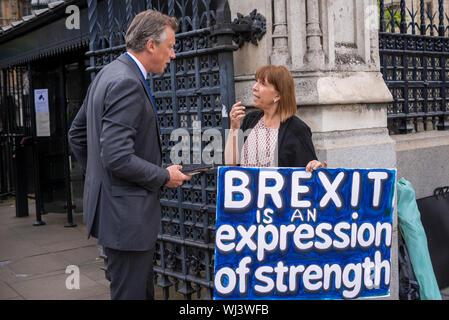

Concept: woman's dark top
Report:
left=239, top=110, right=318, bottom=167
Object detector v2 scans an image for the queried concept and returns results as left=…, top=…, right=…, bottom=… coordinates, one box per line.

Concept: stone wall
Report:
left=393, top=131, right=449, bottom=199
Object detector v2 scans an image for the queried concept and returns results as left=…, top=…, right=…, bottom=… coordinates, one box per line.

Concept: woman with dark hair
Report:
left=225, top=65, right=326, bottom=171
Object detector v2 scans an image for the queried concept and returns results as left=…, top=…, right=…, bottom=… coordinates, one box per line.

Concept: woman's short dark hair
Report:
left=255, top=65, right=297, bottom=122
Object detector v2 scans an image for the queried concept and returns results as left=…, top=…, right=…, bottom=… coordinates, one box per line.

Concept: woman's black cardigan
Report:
left=239, top=110, right=318, bottom=167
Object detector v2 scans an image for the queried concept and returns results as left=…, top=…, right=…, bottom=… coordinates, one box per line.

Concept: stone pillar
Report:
left=304, top=0, right=325, bottom=70
left=270, top=0, right=290, bottom=66
left=230, top=0, right=398, bottom=299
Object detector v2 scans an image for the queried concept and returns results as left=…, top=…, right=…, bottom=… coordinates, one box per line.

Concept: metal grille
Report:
left=379, top=0, right=449, bottom=134
left=0, top=66, right=32, bottom=198
left=87, top=0, right=236, bottom=299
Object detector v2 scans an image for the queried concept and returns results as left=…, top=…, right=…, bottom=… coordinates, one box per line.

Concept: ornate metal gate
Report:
left=86, top=0, right=264, bottom=299
left=379, top=0, right=449, bottom=134
left=0, top=66, right=33, bottom=215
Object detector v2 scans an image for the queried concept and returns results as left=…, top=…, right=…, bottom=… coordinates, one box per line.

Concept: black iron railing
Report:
left=379, top=0, right=449, bottom=134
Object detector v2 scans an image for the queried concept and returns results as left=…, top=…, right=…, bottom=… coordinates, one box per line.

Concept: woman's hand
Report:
left=306, top=160, right=328, bottom=172
left=229, top=101, right=246, bottom=130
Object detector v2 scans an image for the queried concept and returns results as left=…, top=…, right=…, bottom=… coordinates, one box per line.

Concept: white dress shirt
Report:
left=126, top=51, right=148, bottom=78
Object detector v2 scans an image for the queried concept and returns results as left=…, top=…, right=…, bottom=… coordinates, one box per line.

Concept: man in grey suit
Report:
left=68, top=10, right=190, bottom=300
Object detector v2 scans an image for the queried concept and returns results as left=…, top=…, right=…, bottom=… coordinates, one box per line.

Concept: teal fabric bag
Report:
left=396, top=178, right=442, bottom=300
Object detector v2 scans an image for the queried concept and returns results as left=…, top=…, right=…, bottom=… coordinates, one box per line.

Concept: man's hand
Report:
left=165, top=165, right=191, bottom=188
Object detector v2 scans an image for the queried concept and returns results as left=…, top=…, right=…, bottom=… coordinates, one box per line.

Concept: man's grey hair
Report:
left=125, top=9, right=179, bottom=53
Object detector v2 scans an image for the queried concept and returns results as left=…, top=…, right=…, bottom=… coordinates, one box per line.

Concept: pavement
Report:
left=0, top=197, right=186, bottom=300
left=0, top=197, right=448, bottom=301
left=0, top=197, right=110, bottom=300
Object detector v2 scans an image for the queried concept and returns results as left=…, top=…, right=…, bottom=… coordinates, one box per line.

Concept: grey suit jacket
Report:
left=68, top=53, right=170, bottom=251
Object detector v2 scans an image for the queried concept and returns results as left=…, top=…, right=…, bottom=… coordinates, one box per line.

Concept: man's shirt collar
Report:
left=126, top=51, right=148, bottom=78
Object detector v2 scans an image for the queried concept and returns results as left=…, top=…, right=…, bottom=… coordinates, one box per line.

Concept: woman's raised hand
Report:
left=230, top=101, right=246, bottom=130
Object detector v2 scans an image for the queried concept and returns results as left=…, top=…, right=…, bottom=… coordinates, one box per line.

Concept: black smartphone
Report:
left=180, top=164, right=214, bottom=176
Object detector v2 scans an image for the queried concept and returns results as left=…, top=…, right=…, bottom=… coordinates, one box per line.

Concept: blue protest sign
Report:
left=213, top=167, right=396, bottom=300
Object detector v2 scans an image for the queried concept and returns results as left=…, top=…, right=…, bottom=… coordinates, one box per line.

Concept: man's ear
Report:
left=146, top=39, right=156, bottom=54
